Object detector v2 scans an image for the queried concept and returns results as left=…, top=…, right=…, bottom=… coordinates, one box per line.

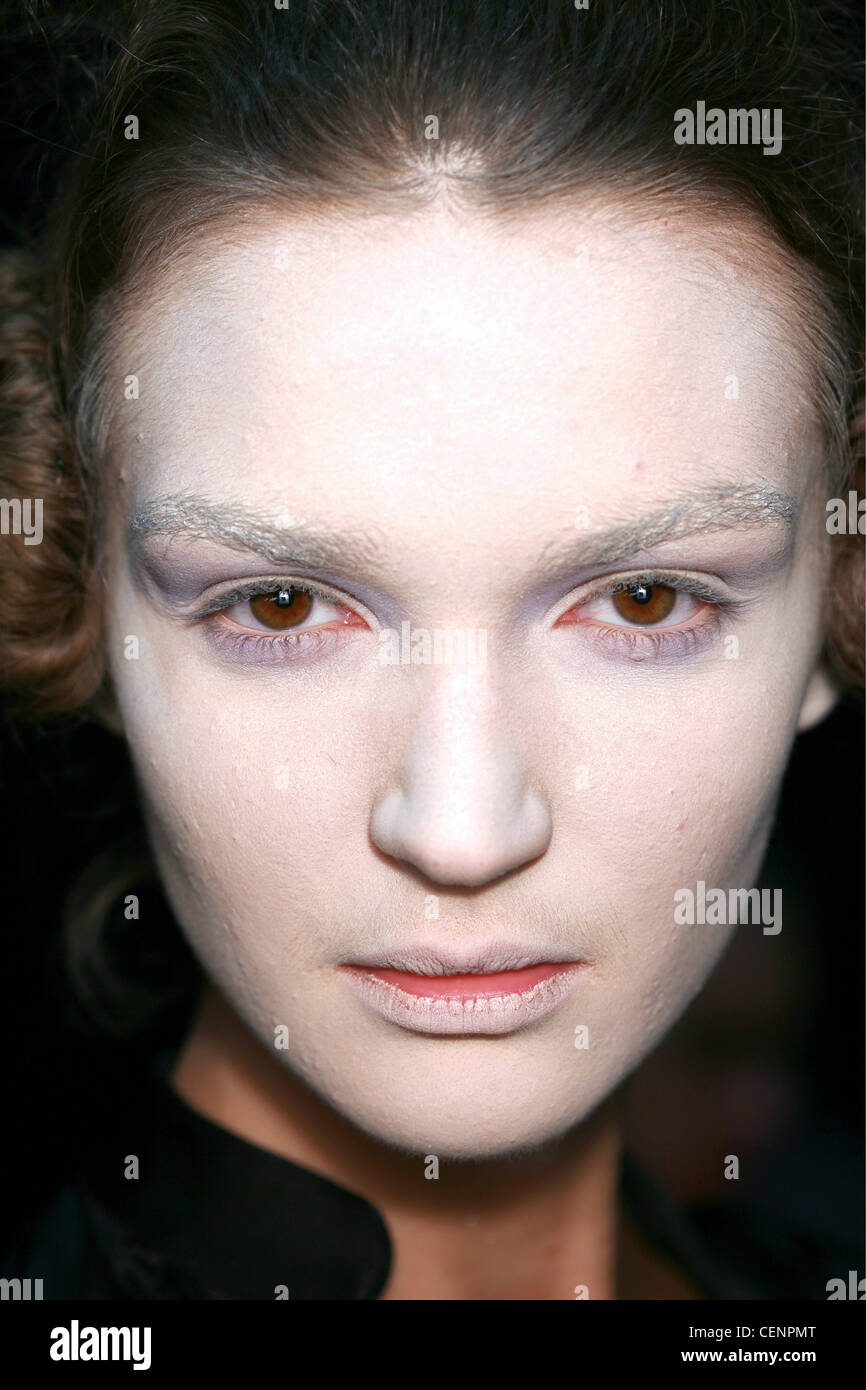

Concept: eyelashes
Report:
left=191, top=579, right=363, bottom=665
left=190, top=571, right=738, bottom=666
left=554, top=571, right=738, bottom=662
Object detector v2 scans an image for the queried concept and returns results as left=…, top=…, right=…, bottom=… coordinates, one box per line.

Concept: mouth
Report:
left=339, top=943, right=586, bottom=1036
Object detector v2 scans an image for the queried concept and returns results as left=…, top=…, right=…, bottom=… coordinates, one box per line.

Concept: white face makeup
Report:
left=103, top=204, right=835, bottom=1160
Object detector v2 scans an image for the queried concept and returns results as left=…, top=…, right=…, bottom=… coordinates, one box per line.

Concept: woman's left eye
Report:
left=559, top=580, right=708, bottom=629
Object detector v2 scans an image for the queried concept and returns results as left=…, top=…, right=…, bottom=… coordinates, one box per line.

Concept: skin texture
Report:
left=100, top=201, right=838, bottom=1297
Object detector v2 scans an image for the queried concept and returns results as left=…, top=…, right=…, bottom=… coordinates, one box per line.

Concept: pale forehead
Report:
left=112, top=202, right=820, bottom=516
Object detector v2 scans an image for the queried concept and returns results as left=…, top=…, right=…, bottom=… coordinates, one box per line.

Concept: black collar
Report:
left=77, top=1053, right=391, bottom=1299
left=62, top=1053, right=787, bottom=1300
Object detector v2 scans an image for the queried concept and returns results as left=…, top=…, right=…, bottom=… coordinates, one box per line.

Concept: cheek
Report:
left=116, top=681, right=367, bottom=922
left=544, top=649, right=801, bottom=887
left=530, top=658, right=800, bottom=1017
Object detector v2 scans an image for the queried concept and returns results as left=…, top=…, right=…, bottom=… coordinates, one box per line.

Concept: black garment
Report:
left=1, top=1055, right=856, bottom=1299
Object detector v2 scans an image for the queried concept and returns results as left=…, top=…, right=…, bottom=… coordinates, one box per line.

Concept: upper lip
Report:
left=342, top=940, right=584, bottom=977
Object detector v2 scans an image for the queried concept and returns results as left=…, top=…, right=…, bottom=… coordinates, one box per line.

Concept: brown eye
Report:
left=611, top=583, right=677, bottom=626
left=248, top=587, right=314, bottom=630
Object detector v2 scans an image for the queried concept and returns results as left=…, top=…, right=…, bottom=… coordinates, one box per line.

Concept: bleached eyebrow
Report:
left=129, top=496, right=394, bottom=574
left=129, top=482, right=796, bottom=577
left=535, top=482, right=796, bottom=575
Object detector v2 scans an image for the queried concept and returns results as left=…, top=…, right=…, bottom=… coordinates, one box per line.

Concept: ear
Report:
left=796, top=660, right=841, bottom=733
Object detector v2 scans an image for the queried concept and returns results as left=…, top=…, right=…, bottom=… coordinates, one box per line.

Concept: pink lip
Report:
left=340, top=960, right=584, bottom=1036
left=352, top=962, right=569, bottom=998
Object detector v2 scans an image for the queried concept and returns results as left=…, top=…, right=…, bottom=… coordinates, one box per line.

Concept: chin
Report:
left=289, top=1048, right=620, bottom=1162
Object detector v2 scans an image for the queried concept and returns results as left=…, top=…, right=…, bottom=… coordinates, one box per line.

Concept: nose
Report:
left=369, top=664, right=552, bottom=888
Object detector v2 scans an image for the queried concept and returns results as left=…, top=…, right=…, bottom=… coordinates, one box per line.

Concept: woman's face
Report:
left=103, top=203, right=835, bottom=1159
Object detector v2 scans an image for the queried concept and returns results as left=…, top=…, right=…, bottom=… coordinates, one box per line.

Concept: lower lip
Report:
left=340, top=962, right=582, bottom=1035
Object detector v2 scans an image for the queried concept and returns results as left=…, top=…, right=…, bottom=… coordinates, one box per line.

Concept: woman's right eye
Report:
left=217, top=585, right=358, bottom=633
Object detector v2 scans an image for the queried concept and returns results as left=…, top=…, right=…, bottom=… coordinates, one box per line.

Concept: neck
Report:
left=172, top=981, right=640, bottom=1300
